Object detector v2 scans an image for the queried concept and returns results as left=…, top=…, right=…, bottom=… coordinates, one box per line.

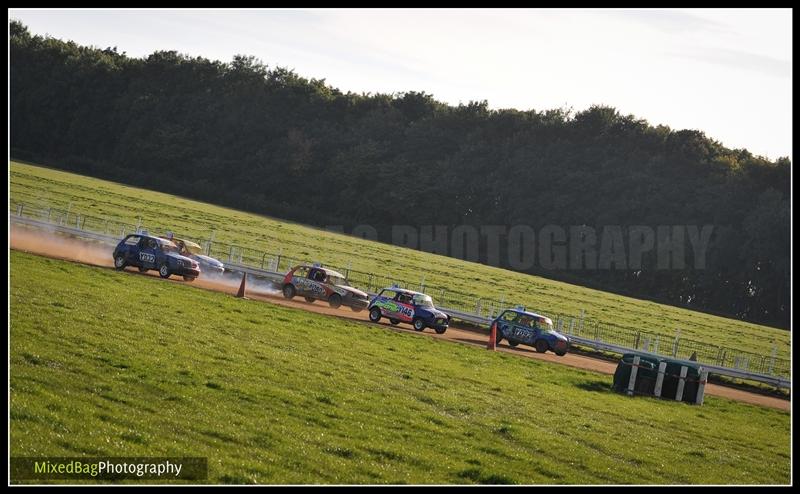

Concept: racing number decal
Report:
left=373, top=299, right=414, bottom=321
left=294, top=277, right=327, bottom=296
left=139, top=252, right=155, bottom=264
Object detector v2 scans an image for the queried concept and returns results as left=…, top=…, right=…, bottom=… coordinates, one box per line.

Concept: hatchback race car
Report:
left=282, top=264, right=370, bottom=311
left=491, top=308, right=570, bottom=356
left=368, top=287, right=450, bottom=334
left=113, top=233, right=201, bottom=281
left=162, top=235, right=225, bottom=276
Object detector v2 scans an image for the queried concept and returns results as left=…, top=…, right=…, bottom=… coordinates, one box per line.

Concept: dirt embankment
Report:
left=10, top=224, right=790, bottom=411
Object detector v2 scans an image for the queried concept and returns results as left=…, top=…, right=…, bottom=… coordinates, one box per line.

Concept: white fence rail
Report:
left=10, top=213, right=790, bottom=389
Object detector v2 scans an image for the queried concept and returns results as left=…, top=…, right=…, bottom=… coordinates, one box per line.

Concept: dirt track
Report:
left=10, top=224, right=791, bottom=411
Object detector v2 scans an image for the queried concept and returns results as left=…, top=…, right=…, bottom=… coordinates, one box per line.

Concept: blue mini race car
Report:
left=113, top=233, right=201, bottom=281
left=492, top=308, right=570, bottom=356
left=368, top=287, right=450, bottom=334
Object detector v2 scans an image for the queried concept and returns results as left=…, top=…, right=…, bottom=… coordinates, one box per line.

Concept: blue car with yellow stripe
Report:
left=491, top=308, right=570, bottom=356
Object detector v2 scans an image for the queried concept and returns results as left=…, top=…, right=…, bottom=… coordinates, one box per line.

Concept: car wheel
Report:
left=159, top=264, right=171, bottom=279
left=535, top=339, right=549, bottom=353
left=508, top=340, right=519, bottom=348
left=434, top=327, right=447, bottom=335
left=369, top=308, right=382, bottom=322
left=304, top=296, right=315, bottom=303
left=413, top=318, right=425, bottom=332
left=183, top=276, right=195, bottom=282
left=495, top=328, right=504, bottom=344
left=350, top=305, right=363, bottom=312
left=138, top=266, right=148, bottom=273
left=114, top=255, right=126, bottom=270
left=328, top=293, right=342, bottom=309
left=390, top=319, right=400, bottom=325
left=283, top=284, right=296, bottom=299
left=555, top=351, right=567, bottom=357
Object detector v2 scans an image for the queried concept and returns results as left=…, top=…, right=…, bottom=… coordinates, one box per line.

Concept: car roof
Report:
left=504, top=308, right=552, bottom=321
left=129, top=234, right=177, bottom=247
left=380, top=287, right=428, bottom=297
left=298, top=265, right=346, bottom=279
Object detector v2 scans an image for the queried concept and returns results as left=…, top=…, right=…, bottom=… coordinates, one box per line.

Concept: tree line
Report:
left=9, top=21, right=790, bottom=328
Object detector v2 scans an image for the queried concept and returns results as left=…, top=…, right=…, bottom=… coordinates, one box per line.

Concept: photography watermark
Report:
left=324, top=224, right=715, bottom=271
left=11, top=457, right=208, bottom=481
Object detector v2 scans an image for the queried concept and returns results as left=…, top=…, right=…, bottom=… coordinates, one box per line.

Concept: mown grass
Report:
left=9, top=161, right=790, bottom=360
left=10, top=251, right=790, bottom=484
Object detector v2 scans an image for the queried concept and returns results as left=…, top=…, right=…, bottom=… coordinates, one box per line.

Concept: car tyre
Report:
left=138, top=266, right=148, bottom=273
left=535, top=339, right=549, bottom=353
left=328, top=293, right=342, bottom=309
left=283, top=284, right=296, bottom=299
left=555, top=351, right=567, bottom=357
left=369, top=308, right=382, bottom=322
left=183, top=276, right=195, bottom=282
left=390, top=319, right=400, bottom=325
left=350, top=305, right=363, bottom=312
left=413, top=318, right=425, bottom=332
left=434, top=327, right=447, bottom=335
left=508, top=340, right=519, bottom=348
left=114, top=255, right=126, bottom=270
left=159, top=264, right=171, bottom=279
left=304, top=296, right=316, bottom=303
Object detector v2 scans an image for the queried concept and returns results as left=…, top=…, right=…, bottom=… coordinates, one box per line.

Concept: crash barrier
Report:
left=9, top=203, right=791, bottom=388
left=612, top=353, right=709, bottom=405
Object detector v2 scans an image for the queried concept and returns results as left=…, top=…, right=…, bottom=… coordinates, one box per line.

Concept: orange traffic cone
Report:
left=236, top=272, right=247, bottom=298
left=487, top=321, right=497, bottom=351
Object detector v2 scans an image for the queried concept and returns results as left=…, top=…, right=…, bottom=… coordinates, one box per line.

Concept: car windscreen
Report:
left=159, top=240, right=180, bottom=253
left=412, top=294, right=434, bottom=308
left=327, top=275, right=348, bottom=286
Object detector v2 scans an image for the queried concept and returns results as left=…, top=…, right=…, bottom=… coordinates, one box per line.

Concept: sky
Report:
left=9, top=8, right=793, bottom=160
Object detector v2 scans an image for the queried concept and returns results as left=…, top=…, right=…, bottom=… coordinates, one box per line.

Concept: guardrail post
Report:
left=47, top=208, right=52, bottom=221
left=627, top=356, right=640, bottom=396
left=696, top=369, right=708, bottom=405
left=642, top=336, right=650, bottom=352
left=228, top=246, right=234, bottom=263
left=653, top=336, right=660, bottom=355
left=654, top=361, right=667, bottom=397
left=768, top=346, right=777, bottom=375
left=569, top=317, right=575, bottom=335
left=672, top=330, right=681, bottom=357
left=634, top=331, right=640, bottom=349
left=76, top=214, right=81, bottom=229
left=675, top=366, right=688, bottom=401
left=16, top=204, right=23, bottom=216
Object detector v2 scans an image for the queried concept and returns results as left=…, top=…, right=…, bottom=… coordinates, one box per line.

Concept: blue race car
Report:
left=368, top=287, right=450, bottom=334
left=491, top=308, right=570, bottom=356
left=112, top=233, right=201, bottom=281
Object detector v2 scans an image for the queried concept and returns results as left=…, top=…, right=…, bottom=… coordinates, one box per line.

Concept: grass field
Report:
left=9, top=161, right=790, bottom=360
left=9, top=251, right=791, bottom=484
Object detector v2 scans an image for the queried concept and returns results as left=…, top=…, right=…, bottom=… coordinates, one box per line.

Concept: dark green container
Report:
left=659, top=358, right=702, bottom=403
left=612, top=353, right=661, bottom=394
